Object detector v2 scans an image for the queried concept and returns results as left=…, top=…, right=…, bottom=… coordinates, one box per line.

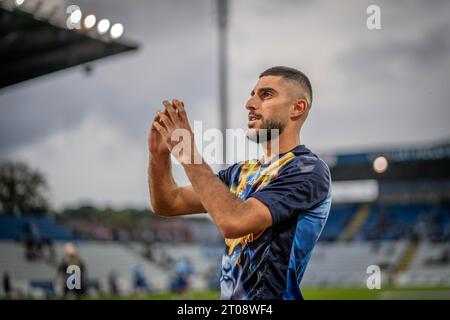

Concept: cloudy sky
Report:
left=1, top=0, right=449, bottom=210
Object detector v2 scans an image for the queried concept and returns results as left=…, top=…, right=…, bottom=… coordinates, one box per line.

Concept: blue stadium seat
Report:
left=320, top=204, right=358, bottom=241
left=358, top=203, right=434, bottom=240
left=0, top=214, right=75, bottom=241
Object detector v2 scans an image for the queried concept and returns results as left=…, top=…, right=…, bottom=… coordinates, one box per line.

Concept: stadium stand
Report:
left=52, top=241, right=170, bottom=293
left=319, top=204, right=358, bottom=241
left=0, top=215, right=74, bottom=241
left=0, top=241, right=57, bottom=297
left=1, top=141, right=449, bottom=297
left=357, top=203, right=435, bottom=241
left=396, top=242, right=450, bottom=287
left=1, top=199, right=449, bottom=298
left=302, top=241, right=408, bottom=287
left=0, top=239, right=171, bottom=296
left=0, top=241, right=56, bottom=281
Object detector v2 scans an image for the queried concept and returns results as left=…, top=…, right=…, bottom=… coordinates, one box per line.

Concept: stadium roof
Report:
left=0, top=7, right=138, bottom=89
left=328, top=140, right=450, bottom=181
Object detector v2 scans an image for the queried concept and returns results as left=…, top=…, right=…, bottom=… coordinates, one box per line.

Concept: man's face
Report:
left=245, top=75, right=293, bottom=142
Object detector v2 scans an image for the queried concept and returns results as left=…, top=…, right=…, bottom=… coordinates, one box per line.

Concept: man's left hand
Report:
left=152, top=99, right=200, bottom=165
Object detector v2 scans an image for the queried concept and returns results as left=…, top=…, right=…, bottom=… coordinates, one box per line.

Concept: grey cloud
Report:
left=336, top=22, right=450, bottom=82
left=0, top=74, right=92, bottom=153
left=227, top=0, right=450, bottom=152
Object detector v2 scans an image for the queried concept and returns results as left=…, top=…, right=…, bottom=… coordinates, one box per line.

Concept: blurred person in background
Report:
left=2, top=271, right=11, bottom=299
left=57, top=243, right=87, bottom=299
left=22, top=221, right=43, bottom=260
left=170, top=257, right=194, bottom=294
left=108, top=270, right=120, bottom=296
left=132, top=264, right=152, bottom=295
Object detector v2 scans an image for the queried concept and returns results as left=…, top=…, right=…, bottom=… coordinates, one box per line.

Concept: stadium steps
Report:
left=396, top=242, right=450, bottom=287
left=339, top=204, right=371, bottom=242
left=0, top=241, right=57, bottom=282
left=53, top=241, right=171, bottom=293
left=303, top=241, right=407, bottom=287
left=395, top=240, right=419, bottom=274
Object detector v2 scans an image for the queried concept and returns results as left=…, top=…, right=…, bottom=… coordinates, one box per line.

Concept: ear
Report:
left=290, top=98, right=308, bottom=119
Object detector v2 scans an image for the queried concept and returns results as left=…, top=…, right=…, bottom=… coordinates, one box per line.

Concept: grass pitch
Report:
left=96, top=286, right=450, bottom=300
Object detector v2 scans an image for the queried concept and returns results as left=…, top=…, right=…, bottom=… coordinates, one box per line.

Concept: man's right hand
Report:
left=147, top=106, right=206, bottom=216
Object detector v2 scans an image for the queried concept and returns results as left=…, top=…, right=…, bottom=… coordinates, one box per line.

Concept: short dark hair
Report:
left=259, top=66, right=313, bottom=109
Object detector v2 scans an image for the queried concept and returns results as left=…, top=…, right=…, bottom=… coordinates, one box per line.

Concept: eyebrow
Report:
left=250, top=87, right=277, bottom=96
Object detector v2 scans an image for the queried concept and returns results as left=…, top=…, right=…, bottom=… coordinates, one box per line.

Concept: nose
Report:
left=245, top=97, right=256, bottom=111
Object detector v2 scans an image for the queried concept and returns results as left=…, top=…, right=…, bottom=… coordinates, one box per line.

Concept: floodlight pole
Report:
left=217, top=0, right=228, bottom=168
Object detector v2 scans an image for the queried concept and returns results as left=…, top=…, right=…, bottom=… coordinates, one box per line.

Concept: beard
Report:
left=246, top=117, right=286, bottom=143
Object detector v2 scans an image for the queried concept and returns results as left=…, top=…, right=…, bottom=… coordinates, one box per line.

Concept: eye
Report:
left=261, top=91, right=272, bottom=99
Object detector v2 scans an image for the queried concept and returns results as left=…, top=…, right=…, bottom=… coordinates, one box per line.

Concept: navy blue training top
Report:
left=217, top=144, right=332, bottom=300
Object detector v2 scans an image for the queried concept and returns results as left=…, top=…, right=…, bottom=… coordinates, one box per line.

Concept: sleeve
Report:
left=249, top=159, right=331, bottom=225
left=216, top=163, right=240, bottom=187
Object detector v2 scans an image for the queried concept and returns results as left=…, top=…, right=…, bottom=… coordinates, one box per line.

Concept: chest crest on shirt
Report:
left=232, top=152, right=296, bottom=198
left=224, top=152, right=297, bottom=256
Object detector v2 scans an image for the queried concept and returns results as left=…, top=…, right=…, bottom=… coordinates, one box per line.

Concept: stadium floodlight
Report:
left=14, top=0, right=25, bottom=6
left=69, top=8, right=82, bottom=25
left=110, top=23, right=124, bottom=39
left=97, top=18, right=110, bottom=34
left=84, top=14, right=96, bottom=29
left=373, top=156, right=388, bottom=173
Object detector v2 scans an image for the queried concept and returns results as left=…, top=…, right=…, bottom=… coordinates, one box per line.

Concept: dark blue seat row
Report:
left=320, top=204, right=359, bottom=241
left=358, top=203, right=450, bottom=241
left=0, top=214, right=74, bottom=241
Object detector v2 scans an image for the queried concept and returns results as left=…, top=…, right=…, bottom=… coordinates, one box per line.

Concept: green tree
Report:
left=0, top=161, right=50, bottom=214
